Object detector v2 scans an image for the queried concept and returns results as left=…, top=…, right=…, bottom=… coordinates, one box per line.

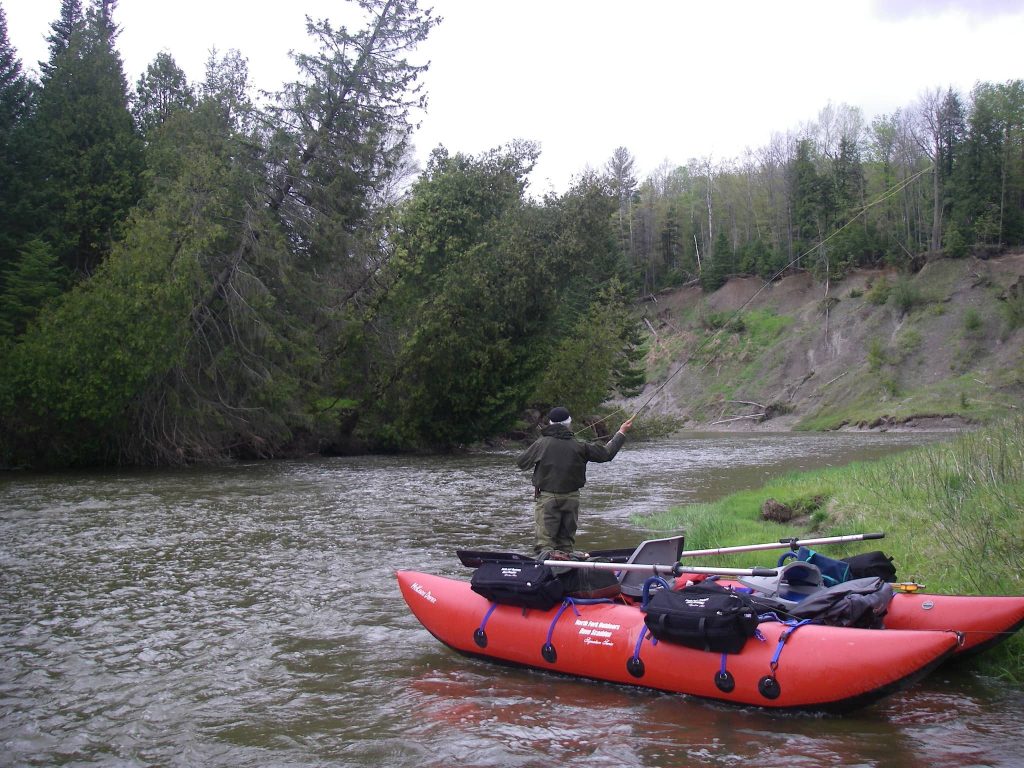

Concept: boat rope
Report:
left=578, top=161, right=935, bottom=435
left=473, top=602, right=499, bottom=648
left=715, top=652, right=736, bottom=693
left=758, top=618, right=814, bottom=699
left=769, top=619, right=813, bottom=669
left=541, top=596, right=615, bottom=663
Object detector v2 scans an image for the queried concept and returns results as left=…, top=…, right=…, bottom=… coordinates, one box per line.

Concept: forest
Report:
left=1, top=0, right=1022, bottom=468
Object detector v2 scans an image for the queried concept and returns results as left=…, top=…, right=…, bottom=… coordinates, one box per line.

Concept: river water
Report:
left=2, top=432, right=1022, bottom=767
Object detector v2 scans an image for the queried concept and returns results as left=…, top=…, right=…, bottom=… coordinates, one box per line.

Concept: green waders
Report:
left=533, top=490, right=581, bottom=554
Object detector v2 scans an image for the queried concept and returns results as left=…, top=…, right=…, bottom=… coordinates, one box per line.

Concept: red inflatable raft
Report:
left=711, top=579, right=1024, bottom=660
left=884, top=591, right=1024, bottom=658
left=397, top=570, right=959, bottom=712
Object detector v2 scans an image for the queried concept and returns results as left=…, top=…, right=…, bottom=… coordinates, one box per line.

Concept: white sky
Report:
left=5, top=0, right=1024, bottom=194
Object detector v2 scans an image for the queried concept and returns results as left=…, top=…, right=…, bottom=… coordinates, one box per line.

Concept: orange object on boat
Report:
left=397, top=570, right=959, bottom=713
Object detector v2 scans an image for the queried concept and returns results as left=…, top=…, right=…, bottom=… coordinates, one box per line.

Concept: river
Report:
left=2, top=432, right=1022, bottom=767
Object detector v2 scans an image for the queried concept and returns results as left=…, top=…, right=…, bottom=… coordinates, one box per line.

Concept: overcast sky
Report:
left=5, top=0, right=1024, bottom=194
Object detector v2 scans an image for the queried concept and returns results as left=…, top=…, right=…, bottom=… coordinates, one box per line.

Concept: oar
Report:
left=680, top=532, right=885, bottom=559
left=541, top=560, right=779, bottom=578
left=457, top=546, right=634, bottom=568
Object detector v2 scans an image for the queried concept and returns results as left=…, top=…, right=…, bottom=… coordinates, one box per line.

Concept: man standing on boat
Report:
left=516, top=406, right=633, bottom=557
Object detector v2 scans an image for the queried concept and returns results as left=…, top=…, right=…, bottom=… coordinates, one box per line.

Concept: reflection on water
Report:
left=2, top=431, right=1021, bottom=767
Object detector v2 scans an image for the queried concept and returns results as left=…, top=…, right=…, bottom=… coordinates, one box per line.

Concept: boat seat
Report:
left=738, top=561, right=824, bottom=607
left=618, top=535, right=685, bottom=598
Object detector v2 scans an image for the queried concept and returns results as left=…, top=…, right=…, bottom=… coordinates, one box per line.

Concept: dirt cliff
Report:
left=622, top=252, right=1024, bottom=431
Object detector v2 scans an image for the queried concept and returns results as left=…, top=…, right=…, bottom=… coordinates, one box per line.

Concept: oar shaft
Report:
left=681, top=532, right=885, bottom=559
left=541, top=560, right=778, bottom=578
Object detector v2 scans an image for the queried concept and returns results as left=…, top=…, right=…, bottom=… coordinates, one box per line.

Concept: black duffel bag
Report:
left=644, top=582, right=760, bottom=653
left=841, top=551, right=897, bottom=582
left=470, top=561, right=565, bottom=609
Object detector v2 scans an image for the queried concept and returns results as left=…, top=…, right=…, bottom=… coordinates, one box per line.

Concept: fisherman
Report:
left=516, top=406, right=633, bottom=557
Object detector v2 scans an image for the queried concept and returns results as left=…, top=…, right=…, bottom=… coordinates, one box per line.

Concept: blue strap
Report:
left=769, top=618, right=813, bottom=668
left=544, top=600, right=578, bottom=647
left=542, top=596, right=613, bottom=646
left=478, top=603, right=498, bottom=633
left=633, top=624, right=653, bottom=658
left=641, top=576, right=672, bottom=609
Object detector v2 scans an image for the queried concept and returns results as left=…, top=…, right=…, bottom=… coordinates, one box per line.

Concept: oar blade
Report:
left=456, top=550, right=534, bottom=568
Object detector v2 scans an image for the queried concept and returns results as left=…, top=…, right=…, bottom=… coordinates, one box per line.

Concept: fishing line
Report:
left=579, top=161, right=935, bottom=436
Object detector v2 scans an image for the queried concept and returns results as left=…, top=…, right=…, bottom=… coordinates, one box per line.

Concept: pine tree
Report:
left=29, top=0, right=143, bottom=276
left=133, top=51, right=194, bottom=136
left=0, top=4, right=32, bottom=288
left=0, top=5, right=28, bottom=134
left=0, top=239, right=66, bottom=337
left=40, top=0, right=84, bottom=80
left=606, top=146, right=638, bottom=266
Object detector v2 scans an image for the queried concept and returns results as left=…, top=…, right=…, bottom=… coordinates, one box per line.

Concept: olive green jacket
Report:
left=515, top=423, right=626, bottom=494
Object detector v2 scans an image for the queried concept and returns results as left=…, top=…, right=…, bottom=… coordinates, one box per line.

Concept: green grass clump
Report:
left=891, top=278, right=924, bottom=314
left=865, top=277, right=891, bottom=305
left=1001, top=288, right=1024, bottom=333
left=638, top=416, right=1024, bottom=680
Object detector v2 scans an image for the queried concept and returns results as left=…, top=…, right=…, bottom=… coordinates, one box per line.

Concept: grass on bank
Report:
left=639, top=416, right=1024, bottom=681
left=795, top=371, right=1022, bottom=430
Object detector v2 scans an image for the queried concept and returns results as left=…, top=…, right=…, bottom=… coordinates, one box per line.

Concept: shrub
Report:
left=1001, top=286, right=1024, bottom=333
left=943, top=223, right=969, bottom=259
left=895, top=328, right=922, bottom=359
left=865, top=277, right=890, bottom=305
left=703, top=311, right=745, bottom=333
left=964, top=308, right=983, bottom=333
left=890, top=278, right=923, bottom=315
left=867, top=338, right=887, bottom=372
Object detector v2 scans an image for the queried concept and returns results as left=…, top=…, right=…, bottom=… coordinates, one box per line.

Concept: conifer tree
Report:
left=0, top=239, right=66, bottom=337
left=30, top=0, right=143, bottom=276
left=0, top=5, right=27, bottom=134
left=0, top=3, right=32, bottom=288
left=134, top=52, right=194, bottom=136
left=40, top=0, right=84, bottom=80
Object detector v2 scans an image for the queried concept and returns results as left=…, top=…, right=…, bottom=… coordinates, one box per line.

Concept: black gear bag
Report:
left=470, top=561, right=565, bottom=609
left=841, top=551, right=897, bottom=582
left=643, top=582, right=760, bottom=653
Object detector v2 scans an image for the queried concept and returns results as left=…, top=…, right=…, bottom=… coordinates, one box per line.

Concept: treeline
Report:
left=1, top=2, right=1022, bottom=469
left=613, top=86, right=1024, bottom=294
left=0, top=0, right=643, bottom=467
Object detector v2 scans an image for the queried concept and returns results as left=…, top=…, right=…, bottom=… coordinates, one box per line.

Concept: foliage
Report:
left=964, top=307, right=983, bottom=333
left=702, top=310, right=744, bottom=332
left=0, top=239, right=67, bottom=337
left=132, top=51, right=194, bottom=135
left=1001, top=287, right=1024, bottom=333
left=0, top=0, right=440, bottom=466
left=865, top=277, right=891, bottom=305
left=532, top=280, right=643, bottom=413
left=890, top=277, right=924, bottom=314
left=615, top=87, right=1022, bottom=298
left=23, top=0, right=144, bottom=277
left=700, top=231, right=732, bottom=292
left=371, top=147, right=637, bottom=448
left=2, top=2, right=1023, bottom=466
left=369, top=143, right=543, bottom=446
left=0, top=3, right=33, bottom=278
